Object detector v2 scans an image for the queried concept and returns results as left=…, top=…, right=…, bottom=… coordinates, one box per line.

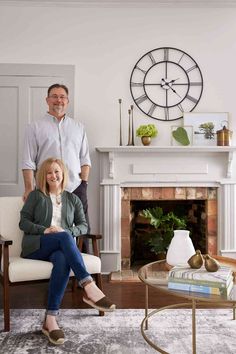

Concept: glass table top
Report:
left=138, top=256, right=236, bottom=303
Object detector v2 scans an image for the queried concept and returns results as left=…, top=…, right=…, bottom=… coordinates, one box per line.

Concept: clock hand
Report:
left=169, top=78, right=180, bottom=84
left=169, top=86, right=182, bottom=98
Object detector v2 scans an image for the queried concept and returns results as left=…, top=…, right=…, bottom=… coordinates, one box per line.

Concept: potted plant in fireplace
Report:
left=136, top=124, right=158, bottom=146
left=141, top=207, right=187, bottom=258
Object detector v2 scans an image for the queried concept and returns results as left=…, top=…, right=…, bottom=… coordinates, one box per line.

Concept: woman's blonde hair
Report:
left=36, top=158, right=68, bottom=195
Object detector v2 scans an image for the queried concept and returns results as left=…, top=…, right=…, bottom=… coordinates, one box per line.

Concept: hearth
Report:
left=121, top=187, right=216, bottom=270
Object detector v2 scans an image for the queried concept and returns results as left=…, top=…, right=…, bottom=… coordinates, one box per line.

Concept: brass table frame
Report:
left=139, top=259, right=236, bottom=354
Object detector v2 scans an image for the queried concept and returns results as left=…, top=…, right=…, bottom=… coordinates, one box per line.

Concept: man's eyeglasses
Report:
left=48, top=95, right=68, bottom=101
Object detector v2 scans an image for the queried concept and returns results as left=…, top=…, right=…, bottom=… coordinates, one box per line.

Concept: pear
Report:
left=204, top=254, right=220, bottom=272
left=188, top=250, right=204, bottom=269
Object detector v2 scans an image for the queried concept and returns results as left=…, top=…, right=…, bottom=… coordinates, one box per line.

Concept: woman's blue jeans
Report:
left=25, top=232, right=93, bottom=316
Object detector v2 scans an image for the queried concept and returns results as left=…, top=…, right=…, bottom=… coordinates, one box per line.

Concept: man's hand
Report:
left=44, top=226, right=64, bottom=234
left=23, top=189, right=33, bottom=202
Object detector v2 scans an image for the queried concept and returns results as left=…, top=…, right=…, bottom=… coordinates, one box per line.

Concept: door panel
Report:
left=0, top=64, right=74, bottom=196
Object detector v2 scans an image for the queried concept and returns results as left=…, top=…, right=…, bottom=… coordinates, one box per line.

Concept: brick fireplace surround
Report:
left=121, top=186, right=217, bottom=270
left=96, top=146, right=236, bottom=273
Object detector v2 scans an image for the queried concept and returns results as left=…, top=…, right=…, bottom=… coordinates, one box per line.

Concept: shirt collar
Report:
left=46, top=112, right=67, bottom=123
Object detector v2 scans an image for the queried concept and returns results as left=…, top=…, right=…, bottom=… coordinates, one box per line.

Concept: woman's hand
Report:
left=44, top=226, right=64, bottom=234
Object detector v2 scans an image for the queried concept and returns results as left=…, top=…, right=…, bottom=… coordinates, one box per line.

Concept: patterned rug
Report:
left=0, top=309, right=236, bottom=353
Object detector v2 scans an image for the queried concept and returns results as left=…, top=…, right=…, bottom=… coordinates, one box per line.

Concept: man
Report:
left=22, top=83, right=91, bottom=236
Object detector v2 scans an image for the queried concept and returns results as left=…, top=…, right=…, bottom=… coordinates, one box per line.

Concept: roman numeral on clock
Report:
left=148, top=103, right=157, bottom=116
left=135, top=94, right=148, bottom=105
left=164, top=107, right=169, bottom=120
left=186, top=94, right=198, bottom=103
left=148, top=52, right=156, bottom=65
left=164, top=48, right=169, bottom=61
left=186, top=64, right=197, bottom=73
left=177, top=103, right=184, bottom=112
left=135, top=66, right=147, bottom=74
left=190, top=82, right=202, bottom=86
left=131, top=82, right=143, bottom=87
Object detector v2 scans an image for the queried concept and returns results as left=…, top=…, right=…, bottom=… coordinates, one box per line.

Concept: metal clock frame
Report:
left=130, top=47, right=204, bottom=121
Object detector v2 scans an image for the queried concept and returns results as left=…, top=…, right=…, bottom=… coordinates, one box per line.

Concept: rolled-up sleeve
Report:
left=79, top=128, right=91, bottom=167
left=22, top=124, right=37, bottom=170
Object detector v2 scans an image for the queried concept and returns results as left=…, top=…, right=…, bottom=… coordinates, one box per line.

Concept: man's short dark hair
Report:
left=47, top=84, right=69, bottom=97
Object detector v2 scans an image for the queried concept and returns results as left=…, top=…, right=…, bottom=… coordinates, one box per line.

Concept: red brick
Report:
left=162, top=188, right=175, bottom=200
left=207, top=200, right=217, bottom=216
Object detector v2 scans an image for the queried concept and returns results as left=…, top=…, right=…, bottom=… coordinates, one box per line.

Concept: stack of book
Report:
left=168, top=265, right=234, bottom=296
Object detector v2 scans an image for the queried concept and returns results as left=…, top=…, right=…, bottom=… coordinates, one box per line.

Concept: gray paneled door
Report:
left=0, top=64, right=74, bottom=196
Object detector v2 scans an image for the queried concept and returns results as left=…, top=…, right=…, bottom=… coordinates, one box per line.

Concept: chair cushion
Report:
left=8, top=253, right=101, bottom=283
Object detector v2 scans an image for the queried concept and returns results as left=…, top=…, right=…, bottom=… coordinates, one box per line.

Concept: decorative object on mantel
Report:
left=166, top=230, right=195, bottom=267
left=216, top=124, right=233, bottom=146
left=188, top=249, right=204, bottom=269
left=171, top=126, right=193, bottom=146
left=136, top=124, right=158, bottom=146
left=130, top=47, right=203, bottom=121
left=184, top=112, right=229, bottom=146
left=118, top=98, right=122, bottom=146
left=204, top=254, right=220, bottom=272
left=127, top=109, right=134, bottom=146
left=141, top=207, right=186, bottom=257
left=130, top=104, right=135, bottom=145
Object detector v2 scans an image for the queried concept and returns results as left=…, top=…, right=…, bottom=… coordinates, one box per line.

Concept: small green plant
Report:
left=136, top=124, right=158, bottom=138
left=199, top=122, right=215, bottom=140
left=141, top=207, right=187, bottom=255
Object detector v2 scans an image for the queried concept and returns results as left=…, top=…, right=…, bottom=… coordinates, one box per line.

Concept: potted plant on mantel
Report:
left=136, top=124, right=158, bottom=145
left=141, top=207, right=187, bottom=258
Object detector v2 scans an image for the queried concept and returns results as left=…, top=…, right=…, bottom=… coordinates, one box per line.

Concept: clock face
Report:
left=130, top=47, right=203, bottom=121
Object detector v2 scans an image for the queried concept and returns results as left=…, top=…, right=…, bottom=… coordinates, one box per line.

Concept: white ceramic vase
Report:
left=166, top=230, right=195, bottom=266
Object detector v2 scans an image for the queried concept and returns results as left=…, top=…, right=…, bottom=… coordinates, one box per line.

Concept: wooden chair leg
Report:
left=3, top=278, right=10, bottom=331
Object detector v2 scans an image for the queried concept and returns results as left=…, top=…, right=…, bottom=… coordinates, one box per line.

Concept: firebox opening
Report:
left=130, top=200, right=207, bottom=269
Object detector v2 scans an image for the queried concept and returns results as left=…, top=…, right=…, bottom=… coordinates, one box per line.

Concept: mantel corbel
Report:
left=227, top=151, right=235, bottom=178
left=108, top=152, right=114, bottom=178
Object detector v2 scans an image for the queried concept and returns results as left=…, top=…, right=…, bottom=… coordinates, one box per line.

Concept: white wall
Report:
left=0, top=4, right=236, bottom=232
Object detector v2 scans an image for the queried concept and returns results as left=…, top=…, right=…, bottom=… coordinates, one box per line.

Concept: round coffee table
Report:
left=138, top=255, right=236, bottom=354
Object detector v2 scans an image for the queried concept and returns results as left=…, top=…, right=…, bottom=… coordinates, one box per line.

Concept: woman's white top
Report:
left=50, top=193, right=62, bottom=227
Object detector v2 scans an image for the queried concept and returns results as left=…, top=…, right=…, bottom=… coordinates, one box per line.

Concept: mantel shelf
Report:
left=96, top=146, right=236, bottom=179
left=96, top=146, right=236, bottom=153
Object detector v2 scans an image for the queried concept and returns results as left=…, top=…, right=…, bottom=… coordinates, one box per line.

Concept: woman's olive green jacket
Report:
left=19, top=189, right=88, bottom=257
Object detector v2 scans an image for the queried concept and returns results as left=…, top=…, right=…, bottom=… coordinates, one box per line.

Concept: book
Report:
left=169, top=265, right=233, bottom=286
left=168, top=279, right=234, bottom=296
left=168, top=275, right=233, bottom=289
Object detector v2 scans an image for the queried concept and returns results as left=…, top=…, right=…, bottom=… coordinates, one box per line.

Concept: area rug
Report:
left=0, top=309, right=236, bottom=354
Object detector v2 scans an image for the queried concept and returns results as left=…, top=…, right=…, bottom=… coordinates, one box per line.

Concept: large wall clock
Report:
left=130, top=47, right=203, bottom=121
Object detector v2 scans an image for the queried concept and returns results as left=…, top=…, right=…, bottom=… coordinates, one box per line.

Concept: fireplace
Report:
left=121, top=186, right=217, bottom=270
left=96, top=146, right=236, bottom=273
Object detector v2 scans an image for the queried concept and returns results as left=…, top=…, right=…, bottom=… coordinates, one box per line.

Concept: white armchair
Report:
left=0, top=197, right=104, bottom=332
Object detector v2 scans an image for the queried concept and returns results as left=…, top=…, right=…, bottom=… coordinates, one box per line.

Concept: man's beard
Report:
left=53, top=105, right=65, bottom=115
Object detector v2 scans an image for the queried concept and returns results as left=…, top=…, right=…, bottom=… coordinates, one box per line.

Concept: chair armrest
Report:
left=77, top=234, right=102, bottom=257
left=0, top=234, right=13, bottom=246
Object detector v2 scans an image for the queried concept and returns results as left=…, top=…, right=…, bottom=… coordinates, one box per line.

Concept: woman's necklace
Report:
left=55, top=193, right=62, bottom=205
left=50, top=192, right=62, bottom=205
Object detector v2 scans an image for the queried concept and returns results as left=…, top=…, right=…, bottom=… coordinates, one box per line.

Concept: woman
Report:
left=19, top=158, right=115, bottom=345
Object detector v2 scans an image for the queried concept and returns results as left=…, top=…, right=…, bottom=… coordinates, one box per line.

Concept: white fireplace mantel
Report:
left=96, top=146, right=236, bottom=272
left=96, top=146, right=236, bottom=180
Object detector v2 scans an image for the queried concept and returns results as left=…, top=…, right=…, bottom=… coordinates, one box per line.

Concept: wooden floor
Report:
left=1, top=275, right=186, bottom=310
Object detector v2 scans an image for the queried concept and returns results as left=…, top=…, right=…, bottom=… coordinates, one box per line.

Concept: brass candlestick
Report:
left=130, top=105, right=135, bottom=146
left=118, top=98, right=122, bottom=146
left=127, top=109, right=132, bottom=146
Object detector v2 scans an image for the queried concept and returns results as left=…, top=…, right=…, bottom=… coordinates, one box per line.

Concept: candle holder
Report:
left=130, top=105, right=135, bottom=146
left=127, top=109, right=133, bottom=146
